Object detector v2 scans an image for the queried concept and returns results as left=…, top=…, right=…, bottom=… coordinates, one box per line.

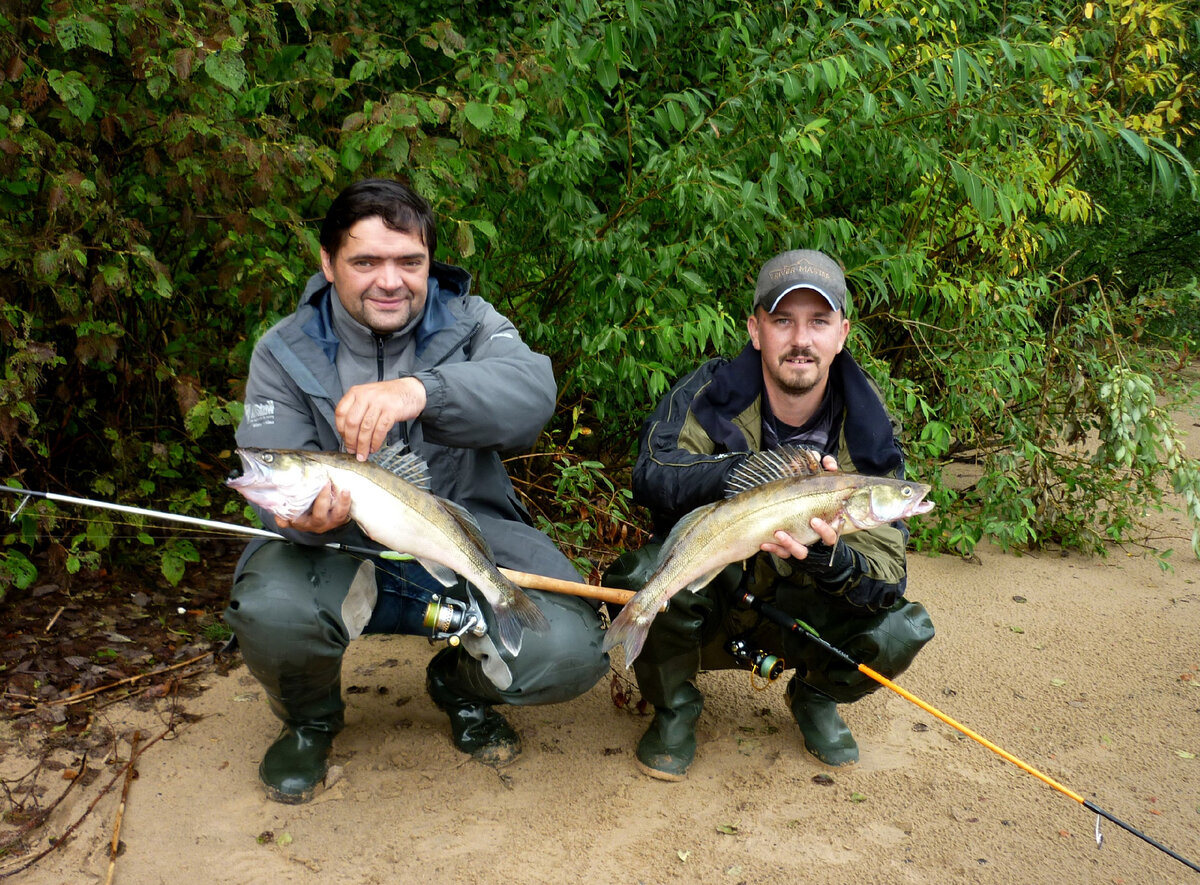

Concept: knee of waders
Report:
left=484, top=591, right=609, bottom=706
left=226, top=543, right=353, bottom=664
left=790, top=599, right=935, bottom=704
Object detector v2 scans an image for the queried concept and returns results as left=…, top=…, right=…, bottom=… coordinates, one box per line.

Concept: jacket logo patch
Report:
left=245, top=400, right=275, bottom=428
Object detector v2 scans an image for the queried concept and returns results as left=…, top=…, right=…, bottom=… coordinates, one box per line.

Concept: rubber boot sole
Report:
left=635, top=758, right=687, bottom=782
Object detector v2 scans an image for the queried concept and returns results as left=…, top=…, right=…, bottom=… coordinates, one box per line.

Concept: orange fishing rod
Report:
left=737, top=589, right=1200, bottom=875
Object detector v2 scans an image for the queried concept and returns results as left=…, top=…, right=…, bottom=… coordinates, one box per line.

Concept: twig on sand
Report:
left=103, top=730, right=141, bottom=885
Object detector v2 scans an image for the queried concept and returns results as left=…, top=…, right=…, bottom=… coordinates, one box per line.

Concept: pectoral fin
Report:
left=416, top=558, right=460, bottom=588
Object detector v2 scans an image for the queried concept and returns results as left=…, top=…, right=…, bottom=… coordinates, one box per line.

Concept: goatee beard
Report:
left=776, top=349, right=818, bottom=396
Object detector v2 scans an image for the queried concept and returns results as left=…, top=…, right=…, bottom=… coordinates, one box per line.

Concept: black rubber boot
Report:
left=426, top=647, right=521, bottom=767
left=260, top=677, right=344, bottom=804
left=787, top=678, right=858, bottom=766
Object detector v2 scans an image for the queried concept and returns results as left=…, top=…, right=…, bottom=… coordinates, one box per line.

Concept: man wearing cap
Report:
left=604, top=249, right=934, bottom=781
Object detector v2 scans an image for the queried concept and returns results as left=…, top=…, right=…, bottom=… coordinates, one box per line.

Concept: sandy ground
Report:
left=4, top=458, right=1200, bottom=883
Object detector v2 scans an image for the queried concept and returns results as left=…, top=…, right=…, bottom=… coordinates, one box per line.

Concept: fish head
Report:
left=844, top=478, right=935, bottom=529
left=227, top=448, right=329, bottom=521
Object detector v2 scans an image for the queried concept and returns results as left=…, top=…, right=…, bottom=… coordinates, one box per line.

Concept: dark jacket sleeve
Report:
left=631, top=361, right=748, bottom=534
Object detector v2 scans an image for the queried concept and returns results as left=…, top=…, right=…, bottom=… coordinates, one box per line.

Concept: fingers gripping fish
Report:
left=227, top=443, right=550, bottom=656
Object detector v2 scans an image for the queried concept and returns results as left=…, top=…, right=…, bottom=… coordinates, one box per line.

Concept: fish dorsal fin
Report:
left=368, top=442, right=432, bottom=491
left=724, top=446, right=825, bottom=498
left=438, top=497, right=497, bottom=560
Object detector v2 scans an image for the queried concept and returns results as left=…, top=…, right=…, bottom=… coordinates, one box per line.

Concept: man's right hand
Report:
left=275, top=482, right=352, bottom=533
left=335, top=377, right=427, bottom=460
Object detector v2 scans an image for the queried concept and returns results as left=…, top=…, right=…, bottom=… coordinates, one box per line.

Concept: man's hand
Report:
left=275, top=482, right=352, bottom=533
left=335, top=377, right=427, bottom=459
left=759, top=453, right=842, bottom=561
left=762, top=516, right=842, bottom=561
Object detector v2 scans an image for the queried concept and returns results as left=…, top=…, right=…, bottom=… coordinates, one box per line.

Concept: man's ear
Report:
left=747, top=312, right=762, bottom=350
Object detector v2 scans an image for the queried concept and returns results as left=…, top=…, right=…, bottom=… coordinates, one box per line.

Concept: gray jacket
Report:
left=235, top=262, right=560, bottom=570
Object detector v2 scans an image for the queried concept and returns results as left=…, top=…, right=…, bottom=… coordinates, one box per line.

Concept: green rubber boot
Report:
left=260, top=678, right=344, bottom=804
left=426, top=647, right=521, bottom=767
left=787, top=678, right=858, bottom=766
left=633, top=661, right=705, bottom=777
left=606, top=544, right=703, bottom=780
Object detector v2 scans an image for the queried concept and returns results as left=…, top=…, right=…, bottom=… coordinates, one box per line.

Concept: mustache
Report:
left=779, top=347, right=816, bottom=363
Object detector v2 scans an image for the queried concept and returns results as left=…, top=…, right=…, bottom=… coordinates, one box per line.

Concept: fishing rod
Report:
left=0, top=486, right=632, bottom=606
left=735, top=588, right=1200, bottom=875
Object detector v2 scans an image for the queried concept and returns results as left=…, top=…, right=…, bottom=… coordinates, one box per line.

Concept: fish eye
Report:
left=901, top=486, right=912, bottom=497
left=262, top=452, right=274, bottom=463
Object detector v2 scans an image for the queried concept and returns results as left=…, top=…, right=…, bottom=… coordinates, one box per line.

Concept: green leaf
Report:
left=55, top=15, right=113, bottom=54
left=604, top=22, right=622, bottom=68
left=626, top=0, right=641, bottom=29
left=46, top=70, right=95, bottom=122
left=204, top=50, right=247, bottom=92
left=464, top=101, right=494, bottom=130
left=1117, top=128, right=1149, bottom=162
left=667, top=101, right=685, bottom=131
left=596, top=58, right=618, bottom=91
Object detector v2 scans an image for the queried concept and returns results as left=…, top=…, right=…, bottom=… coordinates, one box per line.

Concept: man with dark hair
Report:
left=605, top=249, right=934, bottom=781
left=227, top=178, right=609, bottom=803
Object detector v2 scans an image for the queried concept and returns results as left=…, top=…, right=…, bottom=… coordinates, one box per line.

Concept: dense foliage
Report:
left=0, top=0, right=1197, bottom=596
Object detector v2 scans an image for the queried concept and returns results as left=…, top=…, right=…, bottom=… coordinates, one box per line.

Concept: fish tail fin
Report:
left=492, top=586, right=550, bottom=656
left=601, top=604, right=650, bottom=670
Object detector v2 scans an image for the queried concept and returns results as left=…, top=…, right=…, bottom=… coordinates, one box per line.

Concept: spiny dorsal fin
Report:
left=724, top=446, right=825, bottom=498
left=438, top=497, right=497, bottom=560
left=368, top=442, right=432, bottom=491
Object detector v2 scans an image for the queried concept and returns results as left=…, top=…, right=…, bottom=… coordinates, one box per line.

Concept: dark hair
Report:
left=319, top=178, right=438, bottom=259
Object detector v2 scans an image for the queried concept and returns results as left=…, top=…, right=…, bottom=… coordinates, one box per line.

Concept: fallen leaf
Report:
left=1050, top=678, right=1067, bottom=687
left=677, top=850, right=690, bottom=862
left=1175, top=751, right=1195, bottom=759
left=850, top=792, right=867, bottom=803
left=716, top=823, right=738, bottom=835
left=276, top=832, right=293, bottom=847
left=1009, top=625, right=1024, bottom=634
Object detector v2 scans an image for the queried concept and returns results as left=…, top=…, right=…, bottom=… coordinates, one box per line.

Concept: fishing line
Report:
left=736, top=589, right=1200, bottom=875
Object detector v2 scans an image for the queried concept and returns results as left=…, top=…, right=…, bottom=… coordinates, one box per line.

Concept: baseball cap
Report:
left=753, top=249, right=847, bottom=313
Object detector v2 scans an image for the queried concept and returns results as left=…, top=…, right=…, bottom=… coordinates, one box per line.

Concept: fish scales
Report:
left=603, top=447, right=933, bottom=669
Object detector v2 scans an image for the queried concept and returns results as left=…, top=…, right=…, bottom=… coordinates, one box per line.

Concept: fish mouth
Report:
left=912, top=499, right=936, bottom=515
left=225, top=449, right=271, bottom=489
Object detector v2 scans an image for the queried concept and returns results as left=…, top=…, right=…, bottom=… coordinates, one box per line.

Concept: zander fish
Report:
left=603, top=447, right=935, bottom=669
left=227, top=443, right=550, bottom=655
